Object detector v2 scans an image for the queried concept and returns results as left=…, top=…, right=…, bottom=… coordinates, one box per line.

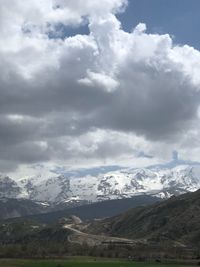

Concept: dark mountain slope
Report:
left=88, top=190, right=200, bottom=247
left=0, top=198, right=49, bottom=220
left=14, top=195, right=161, bottom=224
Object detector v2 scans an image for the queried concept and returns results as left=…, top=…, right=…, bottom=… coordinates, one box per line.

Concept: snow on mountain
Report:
left=18, top=175, right=71, bottom=203
left=0, top=175, right=22, bottom=199
left=1, top=165, right=200, bottom=204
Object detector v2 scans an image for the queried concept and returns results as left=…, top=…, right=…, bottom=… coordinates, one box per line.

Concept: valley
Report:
left=0, top=190, right=199, bottom=260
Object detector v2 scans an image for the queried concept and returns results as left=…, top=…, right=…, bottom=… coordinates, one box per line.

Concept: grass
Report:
left=0, top=258, right=198, bottom=267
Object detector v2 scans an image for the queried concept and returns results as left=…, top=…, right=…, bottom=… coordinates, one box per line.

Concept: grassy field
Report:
left=0, top=258, right=198, bottom=267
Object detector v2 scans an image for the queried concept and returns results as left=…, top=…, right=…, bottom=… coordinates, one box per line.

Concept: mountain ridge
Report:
left=0, top=164, right=200, bottom=205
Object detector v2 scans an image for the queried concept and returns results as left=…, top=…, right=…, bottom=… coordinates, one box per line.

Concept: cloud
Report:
left=0, top=0, right=200, bottom=174
left=78, top=70, right=119, bottom=92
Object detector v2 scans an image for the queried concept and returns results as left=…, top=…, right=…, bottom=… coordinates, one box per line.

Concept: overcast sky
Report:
left=1, top=0, right=200, bottom=177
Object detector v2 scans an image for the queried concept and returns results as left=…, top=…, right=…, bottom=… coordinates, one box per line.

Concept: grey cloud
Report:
left=0, top=142, right=50, bottom=163
left=96, top=66, right=200, bottom=140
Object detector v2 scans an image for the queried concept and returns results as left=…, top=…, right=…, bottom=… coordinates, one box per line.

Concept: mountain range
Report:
left=1, top=165, right=200, bottom=205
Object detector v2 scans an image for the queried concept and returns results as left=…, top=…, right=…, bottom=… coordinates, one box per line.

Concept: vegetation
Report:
left=0, top=258, right=199, bottom=267
left=0, top=241, right=199, bottom=260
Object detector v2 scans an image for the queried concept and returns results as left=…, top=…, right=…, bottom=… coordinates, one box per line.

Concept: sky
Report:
left=1, top=0, right=200, bottom=178
left=119, top=0, right=200, bottom=50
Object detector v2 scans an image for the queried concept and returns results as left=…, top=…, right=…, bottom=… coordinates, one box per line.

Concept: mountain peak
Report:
left=1, top=164, right=200, bottom=204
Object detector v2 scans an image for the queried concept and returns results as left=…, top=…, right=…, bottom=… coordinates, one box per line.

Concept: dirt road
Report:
left=63, top=224, right=136, bottom=246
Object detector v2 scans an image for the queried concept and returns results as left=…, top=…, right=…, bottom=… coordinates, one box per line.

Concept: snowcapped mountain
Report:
left=1, top=165, right=200, bottom=204
left=0, top=175, right=22, bottom=199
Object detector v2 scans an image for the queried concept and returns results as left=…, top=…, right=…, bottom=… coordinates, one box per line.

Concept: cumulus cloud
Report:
left=78, top=70, right=119, bottom=92
left=0, top=0, right=200, bottom=174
